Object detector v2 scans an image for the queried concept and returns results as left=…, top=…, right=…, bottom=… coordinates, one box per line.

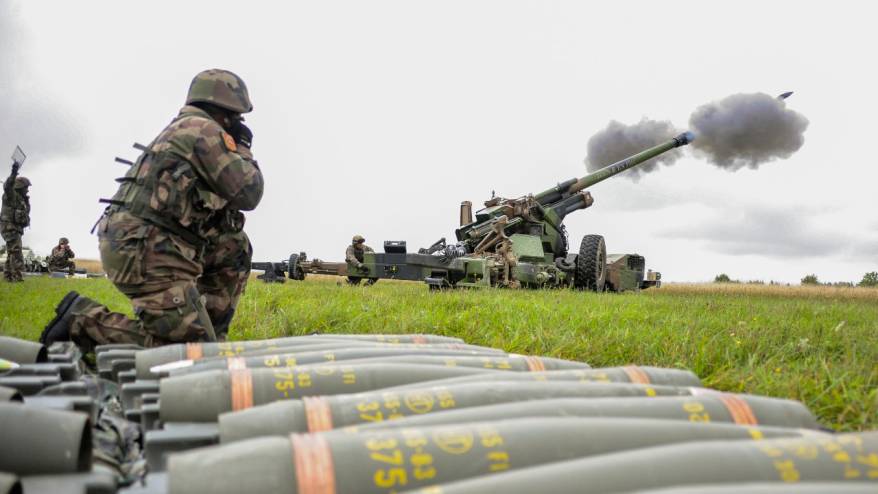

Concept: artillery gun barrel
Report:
left=535, top=131, right=694, bottom=204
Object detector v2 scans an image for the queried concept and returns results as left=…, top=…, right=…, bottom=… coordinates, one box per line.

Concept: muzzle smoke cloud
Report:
left=584, top=92, right=808, bottom=178
left=584, top=119, right=682, bottom=179
left=688, top=92, right=809, bottom=170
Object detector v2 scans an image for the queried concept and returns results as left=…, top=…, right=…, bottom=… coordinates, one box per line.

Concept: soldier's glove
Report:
left=11, top=163, right=19, bottom=173
left=357, top=263, right=368, bottom=272
left=230, top=121, right=253, bottom=148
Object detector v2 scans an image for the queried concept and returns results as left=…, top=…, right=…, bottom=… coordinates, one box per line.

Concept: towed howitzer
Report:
left=260, top=132, right=692, bottom=290
left=251, top=253, right=347, bottom=283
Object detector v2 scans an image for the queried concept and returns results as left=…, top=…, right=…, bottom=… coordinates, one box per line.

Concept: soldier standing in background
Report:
left=345, top=234, right=377, bottom=285
left=41, top=69, right=264, bottom=351
left=48, top=237, right=76, bottom=276
left=1, top=162, right=31, bottom=282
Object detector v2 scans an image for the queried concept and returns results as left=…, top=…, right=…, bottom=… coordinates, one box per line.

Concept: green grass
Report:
left=2, top=276, right=876, bottom=431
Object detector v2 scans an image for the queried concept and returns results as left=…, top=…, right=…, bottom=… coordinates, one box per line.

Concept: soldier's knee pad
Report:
left=133, top=284, right=211, bottom=343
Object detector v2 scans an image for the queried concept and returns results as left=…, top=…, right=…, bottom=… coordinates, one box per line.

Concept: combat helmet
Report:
left=59, top=237, right=69, bottom=245
left=13, top=176, right=30, bottom=189
left=186, top=69, right=253, bottom=114
left=352, top=235, right=365, bottom=244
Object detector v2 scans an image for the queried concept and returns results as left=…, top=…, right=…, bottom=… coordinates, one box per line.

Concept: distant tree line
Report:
left=713, top=272, right=878, bottom=287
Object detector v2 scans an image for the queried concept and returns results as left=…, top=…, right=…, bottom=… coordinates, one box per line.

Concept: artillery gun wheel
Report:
left=288, top=253, right=305, bottom=281
left=574, top=234, right=606, bottom=292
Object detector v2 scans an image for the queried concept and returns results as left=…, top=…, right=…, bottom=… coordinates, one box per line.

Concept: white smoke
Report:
left=689, top=92, right=809, bottom=170
left=584, top=92, right=809, bottom=179
left=583, top=118, right=683, bottom=179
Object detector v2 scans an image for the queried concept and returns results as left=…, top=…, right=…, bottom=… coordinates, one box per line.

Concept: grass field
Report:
left=1, top=275, right=875, bottom=432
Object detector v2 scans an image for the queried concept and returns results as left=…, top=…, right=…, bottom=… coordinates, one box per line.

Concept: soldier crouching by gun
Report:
left=48, top=237, right=76, bottom=276
left=346, top=234, right=378, bottom=286
left=40, top=69, right=264, bottom=352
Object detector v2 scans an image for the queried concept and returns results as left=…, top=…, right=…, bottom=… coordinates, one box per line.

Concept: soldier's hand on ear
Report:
left=230, top=121, right=253, bottom=148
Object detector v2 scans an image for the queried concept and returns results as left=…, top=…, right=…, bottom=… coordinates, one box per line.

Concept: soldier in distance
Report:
left=346, top=235, right=377, bottom=286
left=1, top=163, right=31, bottom=282
left=47, top=237, right=76, bottom=276
left=41, top=69, right=264, bottom=352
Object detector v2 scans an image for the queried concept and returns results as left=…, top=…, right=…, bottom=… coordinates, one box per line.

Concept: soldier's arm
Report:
left=345, top=246, right=358, bottom=264
left=3, top=166, right=17, bottom=194
left=193, top=122, right=264, bottom=211
left=365, top=246, right=375, bottom=253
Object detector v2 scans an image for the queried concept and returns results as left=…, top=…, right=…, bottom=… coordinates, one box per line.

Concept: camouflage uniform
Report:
left=48, top=239, right=76, bottom=275
left=345, top=243, right=374, bottom=268
left=199, top=212, right=252, bottom=338
left=60, top=69, right=263, bottom=350
left=1, top=167, right=30, bottom=282
left=345, top=235, right=376, bottom=285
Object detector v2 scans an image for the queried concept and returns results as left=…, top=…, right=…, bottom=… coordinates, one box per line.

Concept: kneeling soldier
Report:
left=41, top=69, right=263, bottom=351
left=48, top=237, right=76, bottom=276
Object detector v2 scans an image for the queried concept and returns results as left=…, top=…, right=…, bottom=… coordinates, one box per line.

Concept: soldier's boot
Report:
left=212, top=309, right=235, bottom=342
left=40, top=291, right=83, bottom=345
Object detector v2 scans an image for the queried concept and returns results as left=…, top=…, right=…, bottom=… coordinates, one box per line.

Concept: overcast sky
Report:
left=3, top=1, right=876, bottom=283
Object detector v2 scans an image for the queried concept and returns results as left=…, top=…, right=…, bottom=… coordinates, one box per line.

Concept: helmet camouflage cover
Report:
left=186, top=69, right=253, bottom=114
left=59, top=237, right=69, bottom=245
left=352, top=235, right=365, bottom=244
left=13, top=176, right=30, bottom=189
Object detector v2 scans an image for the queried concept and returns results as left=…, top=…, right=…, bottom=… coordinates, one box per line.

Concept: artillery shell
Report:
left=137, top=336, right=474, bottom=379
left=0, top=386, right=22, bottom=402
left=0, top=473, right=19, bottom=494
left=404, top=431, right=878, bottom=494
left=351, top=394, right=820, bottom=432
left=0, top=337, right=47, bottom=364
left=335, top=354, right=590, bottom=372
left=160, top=363, right=497, bottom=423
left=633, top=481, right=878, bottom=493
left=218, top=381, right=691, bottom=442
left=383, top=366, right=701, bottom=390
left=171, top=417, right=814, bottom=494
left=168, top=345, right=509, bottom=377
left=0, top=403, right=91, bottom=475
